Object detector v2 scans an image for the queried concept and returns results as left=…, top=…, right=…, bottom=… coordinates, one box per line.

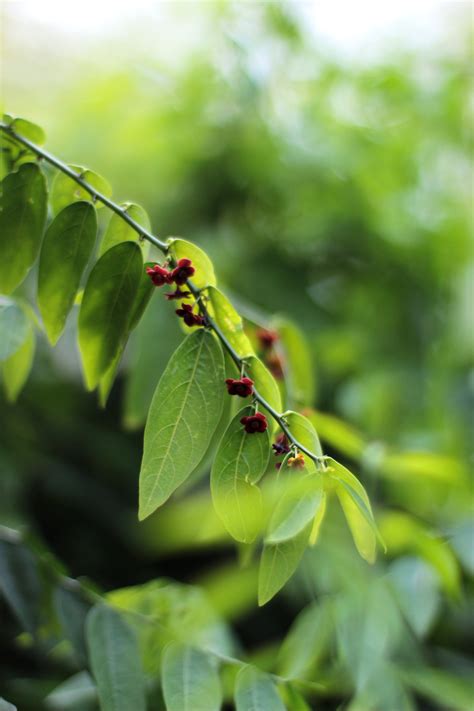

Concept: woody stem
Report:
left=0, top=123, right=326, bottom=470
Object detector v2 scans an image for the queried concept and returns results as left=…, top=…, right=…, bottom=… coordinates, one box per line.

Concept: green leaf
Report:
left=0, top=698, right=17, bottom=711
left=78, top=242, right=143, bottom=389
left=168, top=237, right=216, bottom=289
left=99, top=203, right=151, bottom=259
left=0, top=298, right=29, bottom=361
left=44, top=671, right=97, bottom=711
left=0, top=539, right=41, bottom=634
left=50, top=165, right=112, bottom=215
left=246, top=356, right=282, bottom=431
left=308, top=490, right=327, bottom=546
left=388, top=557, right=440, bottom=638
left=54, top=586, right=91, bottom=666
left=123, top=294, right=183, bottom=429
left=399, top=666, right=474, bottom=711
left=207, top=286, right=254, bottom=357
left=274, top=318, right=315, bottom=407
left=2, top=323, right=35, bottom=402
left=329, top=458, right=378, bottom=563
left=0, top=162, right=47, bottom=293
left=38, top=201, right=97, bottom=344
left=162, top=643, right=222, bottom=711
left=139, top=330, right=225, bottom=519
left=266, top=468, right=323, bottom=544
left=235, top=665, right=285, bottom=711
left=86, top=604, right=146, bottom=711
left=8, top=115, right=46, bottom=145
left=97, top=270, right=155, bottom=407
left=282, top=411, right=323, bottom=462
left=277, top=600, right=332, bottom=679
left=211, top=406, right=270, bottom=543
left=258, top=523, right=311, bottom=606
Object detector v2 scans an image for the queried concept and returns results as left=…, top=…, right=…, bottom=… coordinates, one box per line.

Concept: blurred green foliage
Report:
left=1, top=3, right=472, bottom=710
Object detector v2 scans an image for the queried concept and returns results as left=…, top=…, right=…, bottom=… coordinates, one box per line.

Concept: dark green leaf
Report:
left=211, top=406, right=270, bottom=543
left=54, top=585, right=91, bottom=666
left=38, top=201, right=97, bottom=344
left=161, top=643, right=222, bottom=711
left=0, top=162, right=47, bottom=293
left=78, top=242, right=143, bottom=389
left=86, top=604, right=146, bottom=711
left=0, top=539, right=41, bottom=634
left=139, top=330, right=225, bottom=519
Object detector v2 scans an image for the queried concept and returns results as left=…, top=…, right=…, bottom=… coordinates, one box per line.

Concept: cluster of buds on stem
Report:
left=146, top=258, right=195, bottom=300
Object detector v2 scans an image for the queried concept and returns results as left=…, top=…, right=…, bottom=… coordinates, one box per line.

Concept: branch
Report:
left=0, top=123, right=327, bottom=470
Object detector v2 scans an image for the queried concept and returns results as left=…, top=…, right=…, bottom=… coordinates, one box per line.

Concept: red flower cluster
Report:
left=175, top=303, right=204, bottom=327
left=146, top=258, right=195, bottom=289
left=272, top=433, right=290, bottom=456
left=225, top=377, right=254, bottom=397
left=241, top=412, right=268, bottom=434
left=165, top=288, right=191, bottom=301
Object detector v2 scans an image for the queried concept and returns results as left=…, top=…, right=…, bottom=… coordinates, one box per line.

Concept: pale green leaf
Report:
left=0, top=698, right=17, bottom=711
left=0, top=298, right=29, bottom=362
left=277, top=600, right=332, bottom=679
left=400, top=666, right=474, bottom=711
left=44, top=671, right=96, bottom=711
left=0, top=162, right=47, bottom=293
left=282, top=411, right=323, bottom=463
left=2, top=324, right=35, bottom=402
left=86, top=604, right=146, bottom=711
left=309, top=490, right=327, bottom=546
left=307, top=408, right=366, bottom=460
left=207, top=286, right=254, bottom=357
left=168, top=237, right=216, bottom=289
left=50, top=165, right=112, bottom=215
left=258, top=523, right=311, bottom=606
left=162, top=642, right=222, bottom=711
left=139, top=330, right=225, bottom=519
left=235, top=665, right=285, bottom=711
left=274, top=318, right=315, bottom=407
left=78, top=241, right=143, bottom=389
left=329, top=458, right=377, bottom=563
left=266, top=469, right=323, bottom=544
left=246, top=355, right=282, bottom=431
left=211, top=407, right=270, bottom=543
left=99, top=203, right=151, bottom=259
left=9, top=116, right=46, bottom=145
left=38, top=201, right=97, bottom=344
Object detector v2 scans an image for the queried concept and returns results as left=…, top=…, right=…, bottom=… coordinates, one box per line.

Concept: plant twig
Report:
left=0, top=123, right=326, bottom=470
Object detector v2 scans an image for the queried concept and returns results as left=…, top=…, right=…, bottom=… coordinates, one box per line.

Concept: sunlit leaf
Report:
left=161, top=642, right=222, bottom=711
left=211, top=406, right=270, bottom=543
left=86, top=604, right=146, bottom=711
left=139, top=330, right=225, bottom=519
left=329, top=458, right=378, bottom=563
left=266, top=466, right=323, bottom=544
left=235, top=665, right=285, bottom=711
left=282, top=411, right=323, bottom=468
left=168, top=237, right=216, bottom=289
left=50, top=165, right=112, bottom=215
left=246, top=355, right=282, bottom=431
left=0, top=162, right=47, bottom=294
left=2, top=323, right=35, bottom=402
left=8, top=116, right=46, bottom=145
left=258, top=523, right=311, bottom=606
left=38, top=201, right=97, bottom=344
left=207, top=286, right=254, bottom=357
left=99, top=203, right=151, bottom=259
left=78, top=242, right=143, bottom=389
left=306, top=408, right=367, bottom=460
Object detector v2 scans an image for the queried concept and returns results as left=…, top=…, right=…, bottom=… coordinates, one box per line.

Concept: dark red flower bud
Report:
left=175, top=302, right=204, bottom=327
left=165, top=288, right=192, bottom=301
left=257, top=328, right=279, bottom=350
left=225, top=377, right=254, bottom=397
left=266, top=353, right=284, bottom=380
left=288, top=453, right=305, bottom=469
left=171, top=258, right=195, bottom=285
left=146, top=264, right=173, bottom=287
left=272, top=432, right=290, bottom=456
left=240, top=412, right=268, bottom=434
left=275, top=462, right=282, bottom=470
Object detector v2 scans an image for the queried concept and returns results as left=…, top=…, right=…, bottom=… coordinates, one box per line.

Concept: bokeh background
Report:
left=1, top=2, right=473, bottom=710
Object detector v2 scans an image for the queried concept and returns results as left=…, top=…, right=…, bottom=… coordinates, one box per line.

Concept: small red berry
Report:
left=225, top=377, right=254, bottom=397
left=240, top=412, right=268, bottom=434
left=175, top=302, right=204, bottom=327
left=165, top=288, right=192, bottom=301
left=146, top=264, right=173, bottom=286
left=171, top=258, right=195, bottom=285
left=256, top=328, right=279, bottom=350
